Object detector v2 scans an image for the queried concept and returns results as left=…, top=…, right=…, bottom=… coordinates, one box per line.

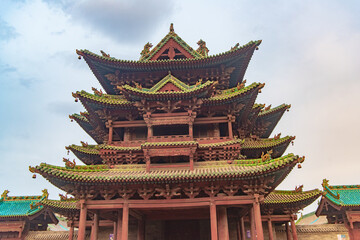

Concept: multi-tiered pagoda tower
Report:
left=30, top=24, right=317, bottom=240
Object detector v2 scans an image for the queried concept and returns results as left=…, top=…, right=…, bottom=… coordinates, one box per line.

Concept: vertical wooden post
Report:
left=214, top=123, right=220, bottom=137
left=189, top=123, right=193, bottom=139
left=253, top=194, right=264, bottom=240
left=227, top=115, right=233, bottom=139
left=108, top=120, right=113, bottom=144
left=78, top=201, right=87, bottom=240
left=285, top=222, right=291, bottom=240
left=116, top=210, right=122, bottom=240
left=290, top=217, right=298, bottom=240
left=217, top=206, right=229, bottom=240
left=147, top=126, right=153, bottom=139
left=145, top=155, right=150, bottom=172
left=90, top=211, right=99, bottom=240
left=122, top=203, right=129, bottom=240
left=236, top=218, right=241, bottom=240
left=249, top=207, right=256, bottom=240
left=189, top=148, right=194, bottom=171
left=68, top=221, right=74, bottom=240
left=113, top=221, right=118, bottom=240
left=210, top=201, right=218, bottom=240
left=267, top=219, right=273, bottom=240
left=137, top=219, right=145, bottom=240
left=240, top=217, right=246, bottom=240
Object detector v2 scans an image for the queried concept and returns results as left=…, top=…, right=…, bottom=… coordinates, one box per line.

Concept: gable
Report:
left=157, top=82, right=182, bottom=92
left=150, top=38, right=195, bottom=61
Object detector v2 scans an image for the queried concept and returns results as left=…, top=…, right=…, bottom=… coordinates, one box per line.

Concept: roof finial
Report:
left=170, top=23, right=174, bottom=32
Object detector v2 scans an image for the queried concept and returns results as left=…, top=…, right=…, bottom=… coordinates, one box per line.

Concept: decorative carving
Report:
left=204, top=183, right=220, bottom=197
left=134, top=82, right=142, bottom=90
left=80, top=141, right=88, bottom=147
left=138, top=186, right=155, bottom=200
left=261, top=150, right=273, bottom=162
left=140, top=42, right=153, bottom=58
left=295, top=185, right=303, bottom=193
left=231, top=43, right=240, bottom=51
left=236, top=79, right=246, bottom=90
left=183, top=183, right=200, bottom=198
left=322, top=179, right=329, bottom=188
left=223, top=183, right=240, bottom=196
left=59, top=193, right=74, bottom=201
left=30, top=202, right=40, bottom=210
left=155, top=184, right=181, bottom=200
left=264, top=104, right=272, bottom=111
left=100, top=189, right=116, bottom=200
left=63, top=158, right=76, bottom=169
left=274, top=133, right=281, bottom=140
left=1, top=190, right=9, bottom=199
left=42, top=189, right=49, bottom=199
left=156, top=100, right=182, bottom=113
left=100, top=50, right=110, bottom=58
left=118, top=187, right=136, bottom=200
left=92, top=87, right=103, bottom=97
left=196, top=39, right=209, bottom=57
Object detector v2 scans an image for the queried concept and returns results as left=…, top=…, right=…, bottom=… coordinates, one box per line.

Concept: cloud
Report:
left=45, top=0, right=175, bottom=44
left=0, top=18, right=18, bottom=41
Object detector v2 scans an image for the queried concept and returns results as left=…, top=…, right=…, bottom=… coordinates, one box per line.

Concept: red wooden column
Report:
left=122, top=203, right=129, bottom=240
left=90, top=211, right=99, bottom=240
left=113, top=221, right=118, bottom=240
left=240, top=217, right=246, bottom=240
left=285, top=222, right=291, bottom=240
left=116, top=210, right=123, bottom=240
left=78, top=201, right=87, bottom=240
left=137, top=219, right=145, bottom=240
left=236, top=218, right=241, bottom=240
left=267, top=218, right=274, bottom=240
left=210, top=201, right=218, bottom=240
left=290, top=216, right=298, bottom=240
left=249, top=207, right=256, bottom=240
left=108, top=120, right=113, bottom=144
left=253, top=194, right=264, bottom=240
left=227, top=115, right=233, bottom=139
left=189, top=123, right=193, bottom=139
left=68, top=221, right=74, bottom=240
left=217, top=206, right=229, bottom=240
left=147, top=126, right=153, bottom=139
left=145, top=155, right=150, bottom=172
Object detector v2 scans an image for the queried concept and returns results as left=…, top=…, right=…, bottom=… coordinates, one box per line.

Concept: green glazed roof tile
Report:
left=0, top=195, right=44, bottom=218
left=32, top=153, right=299, bottom=184
left=323, top=185, right=360, bottom=207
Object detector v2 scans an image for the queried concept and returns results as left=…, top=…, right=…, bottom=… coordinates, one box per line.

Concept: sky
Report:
left=1, top=0, right=360, bottom=214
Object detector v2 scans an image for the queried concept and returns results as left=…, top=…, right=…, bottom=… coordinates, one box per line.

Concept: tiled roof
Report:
left=66, top=144, right=100, bottom=155
left=255, top=104, right=291, bottom=138
left=77, top=40, right=261, bottom=64
left=41, top=199, right=78, bottom=212
left=119, top=75, right=214, bottom=100
left=258, top=104, right=291, bottom=117
left=323, top=184, right=360, bottom=207
left=264, top=189, right=321, bottom=205
left=76, top=40, right=261, bottom=95
left=242, top=136, right=295, bottom=149
left=198, top=139, right=243, bottom=149
left=31, top=153, right=299, bottom=185
left=0, top=195, right=44, bottom=218
left=74, top=90, right=133, bottom=108
left=140, top=27, right=203, bottom=61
